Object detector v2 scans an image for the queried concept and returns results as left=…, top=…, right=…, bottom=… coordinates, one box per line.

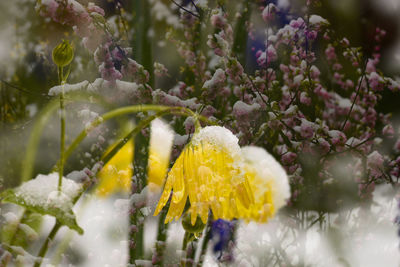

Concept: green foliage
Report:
left=1, top=189, right=83, bottom=235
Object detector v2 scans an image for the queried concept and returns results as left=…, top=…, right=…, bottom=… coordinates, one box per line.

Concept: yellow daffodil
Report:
left=96, top=139, right=134, bottom=197
left=239, top=146, right=290, bottom=222
left=154, top=126, right=255, bottom=225
left=147, top=118, right=174, bottom=192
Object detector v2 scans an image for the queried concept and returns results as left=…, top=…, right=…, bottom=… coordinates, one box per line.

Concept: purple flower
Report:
left=211, top=219, right=235, bottom=261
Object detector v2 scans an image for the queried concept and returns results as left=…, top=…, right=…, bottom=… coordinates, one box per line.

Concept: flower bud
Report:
left=52, top=40, right=74, bottom=67
left=182, top=213, right=205, bottom=234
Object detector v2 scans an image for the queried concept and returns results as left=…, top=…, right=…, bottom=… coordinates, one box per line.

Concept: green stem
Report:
left=35, top=106, right=204, bottom=266
left=197, top=219, right=212, bottom=266
left=33, top=222, right=61, bottom=267
left=53, top=105, right=209, bottom=171
left=181, top=231, right=198, bottom=267
left=152, top=200, right=170, bottom=266
left=21, top=92, right=107, bottom=182
left=181, top=231, right=191, bottom=267
left=132, top=0, right=154, bottom=87
left=129, top=130, right=149, bottom=263
left=58, top=66, right=65, bottom=192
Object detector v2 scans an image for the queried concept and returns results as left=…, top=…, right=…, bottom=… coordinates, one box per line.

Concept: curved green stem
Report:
left=21, top=93, right=107, bottom=182
left=181, top=232, right=197, bottom=267
left=54, top=105, right=203, bottom=171
left=21, top=100, right=59, bottom=182
left=33, top=222, right=61, bottom=267
left=35, top=105, right=206, bottom=266
left=197, top=219, right=212, bottom=266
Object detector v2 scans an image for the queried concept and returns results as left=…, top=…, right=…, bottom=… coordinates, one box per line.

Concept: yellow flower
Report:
left=154, top=126, right=255, bottom=225
left=147, top=119, right=174, bottom=192
left=239, top=146, right=290, bottom=222
left=96, top=139, right=134, bottom=197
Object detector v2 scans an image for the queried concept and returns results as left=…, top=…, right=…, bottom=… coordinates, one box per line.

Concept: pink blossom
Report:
left=318, top=138, right=331, bottom=154
left=300, top=92, right=312, bottom=106
left=382, top=124, right=395, bottom=137
left=328, top=130, right=347, bottom=145
left=87, top=2, right=105, bottom=16
left=325, top=45, right=336, bottom=61
left=262, top=4, right=277, bottom=22
left=210, top=12, right=227, bottom=29
left=368, top=72, right=384, bottom=91
left=282, top=152, right=297, bottom=165
left=394, top=139, right=400, bottom=152
left=367, top=151, right=384, bottom=178
left=299, top=119, right=315, bottom=139
left=290, top=18, right=305, bottom=29
left=99, top=62, right=122, bottom=82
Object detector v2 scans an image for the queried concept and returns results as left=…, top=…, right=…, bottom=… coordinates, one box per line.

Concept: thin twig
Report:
left=190, top=0, right=201, bottom=15
left=0, top=79, right=50, bottom=98
left=170, top=0, right=200, bottom=18
left=340, top=59, right=368, bottom=131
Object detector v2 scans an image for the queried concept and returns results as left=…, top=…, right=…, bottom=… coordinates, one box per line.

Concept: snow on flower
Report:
left=233, top=101, right=261, bottom=117
left=154, top=126, right=254, bottom=225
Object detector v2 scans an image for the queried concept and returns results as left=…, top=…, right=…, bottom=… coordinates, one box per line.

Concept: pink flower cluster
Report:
left=38, top=0, right=150, bottom=84
left=36, top=0, right=105, bottom=51
left=39, top=1, right=400, bottom=207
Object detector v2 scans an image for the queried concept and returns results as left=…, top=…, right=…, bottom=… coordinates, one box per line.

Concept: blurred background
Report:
left=2, top=0, right=400, bottom=188
left=1, top=0, right=400, bottom=266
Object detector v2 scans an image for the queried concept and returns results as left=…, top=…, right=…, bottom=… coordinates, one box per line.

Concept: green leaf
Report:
left=1, top=189, right=83, bottom=235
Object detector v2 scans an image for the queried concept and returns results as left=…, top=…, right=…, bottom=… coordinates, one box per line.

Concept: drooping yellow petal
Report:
left=165, top=192, right=187, bottom=223
left=148, top=119, right=174, bottom=192
left=154, top=175, right=173, bottom=216
left=154, top=126, right=255, bottom=224
left=96, top=139, right=134, bottom=197
left=170, top=152, right=186, bottom=204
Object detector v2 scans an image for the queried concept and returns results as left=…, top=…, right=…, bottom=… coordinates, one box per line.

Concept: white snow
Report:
left=87, top=78, right=104, bottom=92
left=191, top=126, right=241, bottom=158
left=233, top=101, right=261, bottom=116
left=3, top=211, right=18, bottom=223
left=309, top=15, right=329, bottom=26
left=115, top=80, right=141, bottom=94
left=203, top=68, right=226, bottom=89
left=48, top=81, right=90, bottom=96
left=152, top=89, right=201, bottom=110
left=14, top=173, right=82, bottom=213
left=149, top=118, right=174, bottom=163
left=229, top=184, right=400, bottom=267
left=78, top=109, right=100, bottom=123
left=130, top=186, right=148, bottom=206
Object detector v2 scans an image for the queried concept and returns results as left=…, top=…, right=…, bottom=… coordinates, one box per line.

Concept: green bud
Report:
left=52, top=40, right=74, bottom=67
left=182, top=213, right=205, bottom=234
left=91, top=12, right=106, bottom=24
